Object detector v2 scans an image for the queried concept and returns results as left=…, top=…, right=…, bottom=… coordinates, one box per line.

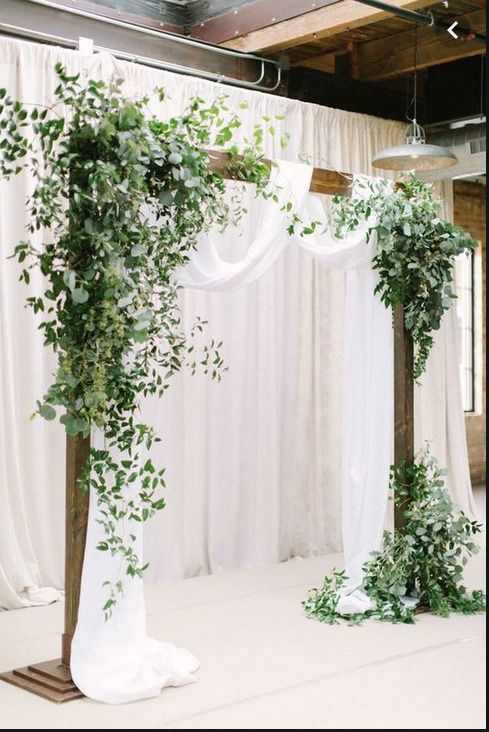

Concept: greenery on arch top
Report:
left=333, top=175, right=477, bottom=379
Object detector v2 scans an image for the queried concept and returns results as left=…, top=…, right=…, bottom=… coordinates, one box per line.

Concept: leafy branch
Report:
left=0, top=65, right=287, bottom=615
left=333, top=176, right=477, bottom=379
left=303, top=448, right=485, bottom=625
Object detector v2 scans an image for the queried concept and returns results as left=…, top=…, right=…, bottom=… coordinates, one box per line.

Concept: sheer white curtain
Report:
left=0, top=37, right=473, bottom=614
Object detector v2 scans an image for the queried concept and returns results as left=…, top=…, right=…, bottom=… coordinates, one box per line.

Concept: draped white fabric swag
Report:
left=0, top=36, right=474, bottom=697
left=72, top=162, right=394, bottom=701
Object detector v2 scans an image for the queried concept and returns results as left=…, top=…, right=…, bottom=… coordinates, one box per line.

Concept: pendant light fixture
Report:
left=372, top=24, right=458, bottom=171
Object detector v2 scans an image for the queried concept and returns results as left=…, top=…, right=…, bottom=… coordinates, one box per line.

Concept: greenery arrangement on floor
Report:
left=303, top=449, right=485, bottom=625
left=333, top=176, right=476, bottom=379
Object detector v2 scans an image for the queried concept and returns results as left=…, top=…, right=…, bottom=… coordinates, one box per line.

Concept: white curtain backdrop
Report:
left=0, top=35, right=473, bottom=627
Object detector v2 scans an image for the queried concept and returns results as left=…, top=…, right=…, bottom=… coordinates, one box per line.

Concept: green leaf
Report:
left=130, top=244, right=145, bottom=257
left=39, top=403, right=56, bottom=420
left=72, top=288, right=89, bottom=304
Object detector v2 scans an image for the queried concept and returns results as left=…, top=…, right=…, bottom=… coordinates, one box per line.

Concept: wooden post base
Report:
left=0, top=659, right=83, bottom=703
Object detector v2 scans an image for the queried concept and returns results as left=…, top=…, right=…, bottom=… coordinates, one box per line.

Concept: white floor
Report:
left=0, top=549, right=485, bottom=730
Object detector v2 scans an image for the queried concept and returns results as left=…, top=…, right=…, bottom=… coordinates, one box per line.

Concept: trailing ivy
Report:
left=303, top=449, right=485, bottom=625
left=333, top=176, right=477, bottom=379
left=0, top=65, right=287, bottom=615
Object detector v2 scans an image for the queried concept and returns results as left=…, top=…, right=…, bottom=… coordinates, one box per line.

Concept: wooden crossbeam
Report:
left=355, top=8, right=486, bottom=80
left=207, top=149, right=353, bottom=196
left=222, top=0, right=441, bottom=53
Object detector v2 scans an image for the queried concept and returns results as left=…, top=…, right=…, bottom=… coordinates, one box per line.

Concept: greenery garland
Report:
left=0, top=65, right=292, bottom=614
left=303, top=449, right=485, bottom=625
left=333, top=176, right=477, bottom=379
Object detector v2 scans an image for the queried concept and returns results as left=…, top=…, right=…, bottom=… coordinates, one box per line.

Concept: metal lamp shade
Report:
left=372, top=141, right=458, bottom=171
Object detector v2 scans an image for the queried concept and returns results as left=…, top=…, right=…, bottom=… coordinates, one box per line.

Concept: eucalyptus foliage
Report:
left=0, top=65, right=283, bottom=614
left=303, top=449, right=485, bottom=625
left=333, top=176, right=477, bottom=378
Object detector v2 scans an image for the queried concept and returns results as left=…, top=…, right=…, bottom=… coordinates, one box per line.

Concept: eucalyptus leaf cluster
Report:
left=0, top=65, right=276, bottom=614
left=333, top=176, right=477, bottom=378
left=303, top=448, right=485, bottom=625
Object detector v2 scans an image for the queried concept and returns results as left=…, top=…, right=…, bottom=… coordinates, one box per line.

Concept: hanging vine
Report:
left=333, top=175, right=477, bottom=379
left=0, top=65, right=291, bottom=614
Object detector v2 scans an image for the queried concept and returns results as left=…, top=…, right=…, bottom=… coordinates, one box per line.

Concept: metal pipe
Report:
left=0, top=24, right=282, bottom=92
left=354, top=0, right=486, bottom=45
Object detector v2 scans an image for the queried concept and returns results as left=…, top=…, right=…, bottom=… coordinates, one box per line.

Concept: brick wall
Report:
left=453, top=180, right=486, bottom=486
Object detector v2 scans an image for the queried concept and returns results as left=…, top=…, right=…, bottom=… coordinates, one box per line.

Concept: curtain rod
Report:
left=22, top=0, right=282, bottom=64
left=0, top=23, right=282, bottom=91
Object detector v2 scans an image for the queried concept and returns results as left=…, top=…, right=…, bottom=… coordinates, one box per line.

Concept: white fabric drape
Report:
left=71, top=161, right=315, bottom=702
left=176, top=162, right=313, bottom=290
left=71, top=430, right=200, bottom=703
left=72, top=163, right=393, bottom=701
left=178, top=174, right=394, bottom=592
left=295, top=192, right=393, bottom=591
left=0, top=34, right=474, bottom=643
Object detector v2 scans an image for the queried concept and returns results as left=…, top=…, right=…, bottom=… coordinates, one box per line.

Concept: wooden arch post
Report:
left=0, top=157, right=413, bottom=702
left=393, top=303, right=414, bottom=527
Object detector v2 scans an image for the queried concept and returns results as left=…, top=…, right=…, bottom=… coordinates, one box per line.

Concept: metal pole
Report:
left=0, top=24, right=281, bottom=91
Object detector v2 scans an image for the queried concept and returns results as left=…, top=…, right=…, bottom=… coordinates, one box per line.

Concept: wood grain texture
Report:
left=222, top=0, right=442, bottom=53
left=63, top=433, right=90, bottom=667
left=0, top=660, right=83, bottom=703
left=207, top=149, right=353, bottom=195
left=393, top=302, right=414, bottom=530
left=355, top=8, right=486, bottom=80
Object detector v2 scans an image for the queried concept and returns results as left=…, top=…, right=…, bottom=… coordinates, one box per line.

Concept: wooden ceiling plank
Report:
left=295, top=52, right=337, bottom=73
left=221, top=0, right=442, bottom=53
left=356, top=8, right=486, bottom=80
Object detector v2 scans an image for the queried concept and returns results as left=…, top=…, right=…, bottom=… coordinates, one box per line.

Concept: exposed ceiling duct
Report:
left=418, top=121, right=486, bottom=181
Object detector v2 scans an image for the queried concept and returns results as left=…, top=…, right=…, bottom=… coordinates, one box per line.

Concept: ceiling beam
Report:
left=222, top=0, right=442, bottom=53
left=191, top=0, right=339, bottom=44
left=356, top=8, right=486, bottom=80
left=294, top=52, right=337, bottom=74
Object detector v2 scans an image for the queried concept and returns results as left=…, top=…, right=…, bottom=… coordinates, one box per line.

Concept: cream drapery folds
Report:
left=71, top=164, right=393, bottom=702
left=0, top=36, right=472, bottom=617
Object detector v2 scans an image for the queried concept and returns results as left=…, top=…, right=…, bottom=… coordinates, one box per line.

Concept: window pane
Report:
left=455, top=251, right=474, bottom=412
